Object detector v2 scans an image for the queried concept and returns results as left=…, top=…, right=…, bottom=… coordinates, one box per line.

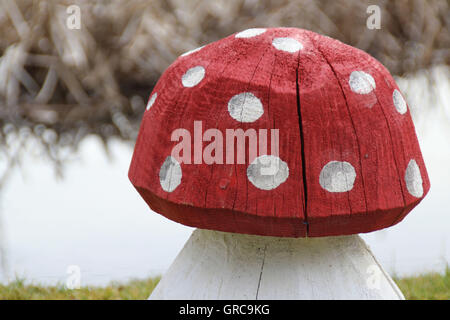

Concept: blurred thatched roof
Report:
left=0, top=0, right=449, bottom=170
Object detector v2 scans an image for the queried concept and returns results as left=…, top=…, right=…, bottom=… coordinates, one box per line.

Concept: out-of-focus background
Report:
left=0, top=0, right=449, bottom=287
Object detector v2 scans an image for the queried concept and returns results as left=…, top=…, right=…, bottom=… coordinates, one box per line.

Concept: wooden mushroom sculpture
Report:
left=129, top=28, right=430, bottom=299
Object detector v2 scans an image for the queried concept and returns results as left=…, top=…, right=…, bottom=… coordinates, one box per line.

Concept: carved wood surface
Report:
left=150, top=229, right=405, bottom=300
left=129, top=28, right=430, bottom=237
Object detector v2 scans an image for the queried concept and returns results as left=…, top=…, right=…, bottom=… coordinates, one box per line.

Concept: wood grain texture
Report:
left=129, top=28, right=430, bottom=237
left=150, top=229, right=404, bottom=300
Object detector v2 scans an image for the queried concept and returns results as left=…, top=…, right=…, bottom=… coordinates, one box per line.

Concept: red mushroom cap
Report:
left=129, top=27, right=430, bottom=237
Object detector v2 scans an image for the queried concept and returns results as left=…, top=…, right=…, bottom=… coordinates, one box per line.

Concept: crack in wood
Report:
left=295, top=51, right=309, bottom=235
left=255, top=244, right=267, bottom=299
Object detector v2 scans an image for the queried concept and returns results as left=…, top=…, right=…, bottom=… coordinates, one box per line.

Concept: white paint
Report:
left=405, top=159, right=423, bottom=198
left=319, top=161, right=356, bottom=192
left=247, top=155, right=289, bottom=190
left=235, top=28, right=267, bottom=39
left=181, top=45, right=205, bottom=57
left=150, top=229, right=404, bottom=300
left=159, top=156, right=182, bottom=192
left=181, top=66, right=205, bottom=88
left=393, top=89, right=407, bottom=114
left=271, top=37, right=303, bottom=53
left=146, top=93, right=157, bottom=110
left=349, top=71, right=376, bottom=94
left=227, top=92, right=264, bottom=123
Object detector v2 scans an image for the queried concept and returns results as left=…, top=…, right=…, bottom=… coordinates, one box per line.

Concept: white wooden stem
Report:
left=150, top=229, right=404, bottom=300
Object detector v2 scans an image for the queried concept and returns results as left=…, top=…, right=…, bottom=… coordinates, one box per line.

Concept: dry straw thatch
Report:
left=0, top=0, right=449, bottom=171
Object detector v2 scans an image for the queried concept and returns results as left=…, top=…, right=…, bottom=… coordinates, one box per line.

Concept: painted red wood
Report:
left=129, top=27, right=429, bottom=237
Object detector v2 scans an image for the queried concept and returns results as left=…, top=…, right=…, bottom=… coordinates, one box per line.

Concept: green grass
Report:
left=0, top=271, right=448, bottom=300
left=394, top=267, right=450, bottom=300
left=0, top=277, right=160, bottom=300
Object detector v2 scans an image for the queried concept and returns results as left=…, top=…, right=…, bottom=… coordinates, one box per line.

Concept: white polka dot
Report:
left=272, top=37, right=303, bottom=53
left=181, top=45, right=205, bottom=57
left=159, top=156, right=182, bottom=192
left=247, top=155, right=289, bottom=190
left=393, top=89, right=407, bottom=114
left=405, top=159, right=423, bottom=198
left=227, top=92, right=264, bottom=123
left=146, top=93, right=157, bottom=110
left=319, top=161, right=356, bottom=193
left=348, top=71, right=376, bottom=94
left=182, top=66, right=205, bottom=87
left=235, top=28, right=267, bottom=39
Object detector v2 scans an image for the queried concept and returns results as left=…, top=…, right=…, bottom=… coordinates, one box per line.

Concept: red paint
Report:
left=129, top=28, right=430, bottom=237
